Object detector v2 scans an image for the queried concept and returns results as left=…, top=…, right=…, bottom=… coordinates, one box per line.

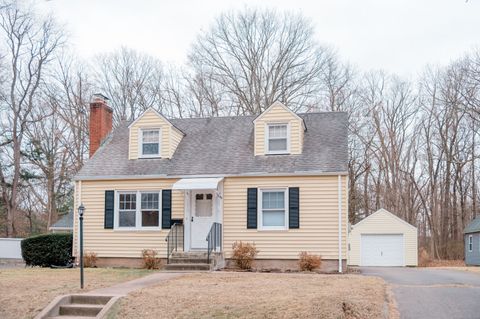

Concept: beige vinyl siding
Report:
left=223, top=175, right=347, bottom=259
left=169, top=126, right=183, bottom=157
left=129, top=109, right=179, bottom=159
left=72, top=179, right=183, bottom=258
left=254, top=102, right=304, bottom=156
left=348, top=209, right=418, bottom=266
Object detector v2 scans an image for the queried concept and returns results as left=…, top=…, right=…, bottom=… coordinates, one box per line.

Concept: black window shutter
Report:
left=104, top=190, right=115, bottom=229
left=289, top=187, right=300, bottom=229
left=247, top=188, right=258, bottom=229
left=162, top=189, right=172, bottom=229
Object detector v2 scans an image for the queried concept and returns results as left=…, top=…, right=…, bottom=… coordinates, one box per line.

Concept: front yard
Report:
left=1, top=269, right=390, bottom=319
left=0, top=267, right=152, bottom=319
left=118, top=272, right=388, bottom=319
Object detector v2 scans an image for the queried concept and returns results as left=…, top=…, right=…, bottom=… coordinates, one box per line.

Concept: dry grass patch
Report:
left=119, top=272, right=387, bottom=319
left=435, top=266, right=480, bottom=273
left=0, top=267, right=152, bottom=319
left=424, top=259, right=465, bottom=267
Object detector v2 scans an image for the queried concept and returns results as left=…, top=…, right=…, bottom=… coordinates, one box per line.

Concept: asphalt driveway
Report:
left=361, top=267, right=480, bottom=319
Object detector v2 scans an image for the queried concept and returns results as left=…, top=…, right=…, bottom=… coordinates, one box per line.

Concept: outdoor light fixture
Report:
left=78, top=203, right=85, bottom=289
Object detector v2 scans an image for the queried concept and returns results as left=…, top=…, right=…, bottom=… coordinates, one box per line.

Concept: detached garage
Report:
left=348, top=209, right=418, bottom=267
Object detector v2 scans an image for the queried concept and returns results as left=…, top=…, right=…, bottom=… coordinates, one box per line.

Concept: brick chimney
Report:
left=89, top=93, right=113, bottom=158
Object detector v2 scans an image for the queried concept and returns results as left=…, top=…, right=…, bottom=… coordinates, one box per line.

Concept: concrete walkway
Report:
left=89, top=272, right=185, bottom=296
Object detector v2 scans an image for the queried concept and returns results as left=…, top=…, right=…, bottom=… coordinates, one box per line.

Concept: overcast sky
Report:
left=37, top=0, right=480, bottom=78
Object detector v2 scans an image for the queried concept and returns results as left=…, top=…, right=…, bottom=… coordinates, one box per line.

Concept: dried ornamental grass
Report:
left=142, top=249, right=160, bottom=269
left=232, top=241, right=259, bottom=270
left=83, top=251, right=98, bottom=268
left=298, top=251, right=322, bottom=271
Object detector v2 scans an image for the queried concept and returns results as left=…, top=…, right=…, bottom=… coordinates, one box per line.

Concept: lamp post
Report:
left=78, top=204, right=85, bottom=289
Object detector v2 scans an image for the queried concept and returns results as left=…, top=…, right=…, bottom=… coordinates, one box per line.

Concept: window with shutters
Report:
left=266, top=124, right=289, bottom=154
left=258, top=188, right=288, bottom=230
left=116, top=191, right=161, bottom=230
left=141, top=193, right=160, bottom=227
left=140, top=129, right=161, bottom=157
left=118, top=192, right=136, bottom=227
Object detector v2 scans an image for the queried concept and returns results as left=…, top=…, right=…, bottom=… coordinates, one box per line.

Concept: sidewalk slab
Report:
left=88, top=272, right=184, bottom=296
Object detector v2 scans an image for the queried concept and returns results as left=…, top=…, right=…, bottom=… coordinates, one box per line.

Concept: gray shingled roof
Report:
left=76, top=112, right=348, bottom=179
left=50, top=211, right=73, bottom=229
left=464, top=217, right=480, bottom=234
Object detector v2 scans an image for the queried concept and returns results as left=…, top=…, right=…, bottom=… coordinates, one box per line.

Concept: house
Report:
left=72, top=94, right=348, bottom=272
left=348, top=209, right=418, bottom=267
left=49, top=211, right=73, bottom=233
left=464, top=217, right=480, bottom=266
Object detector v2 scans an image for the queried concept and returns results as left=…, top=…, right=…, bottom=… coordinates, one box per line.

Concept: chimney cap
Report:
left=92, top=93, right=110, bottom=102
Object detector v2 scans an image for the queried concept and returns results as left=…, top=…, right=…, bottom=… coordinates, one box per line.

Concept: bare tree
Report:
left=0, top=1, right=64, bottom=237
left=93, top=47, right=165, bottom=122
left=189, top=8, right=330, bottom=115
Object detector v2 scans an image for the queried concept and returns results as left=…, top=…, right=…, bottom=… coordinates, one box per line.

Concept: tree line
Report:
left=0, top=2, right=478, bottom=259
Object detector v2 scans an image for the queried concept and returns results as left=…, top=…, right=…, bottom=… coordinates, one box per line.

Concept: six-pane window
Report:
left=469, top=235, right=473, bottom=252
left=141, top=129, right=160, bottom=156
left=260, top=189, right=287, bottom=229
left=119, top=193, right=137, bottom=227
left=267, top=124, right=288, bottom=153
left=141, top=193, right=160, bottom=227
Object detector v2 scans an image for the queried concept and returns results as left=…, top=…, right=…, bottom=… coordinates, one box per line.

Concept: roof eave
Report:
left=74, top=170, right=349, bottom=181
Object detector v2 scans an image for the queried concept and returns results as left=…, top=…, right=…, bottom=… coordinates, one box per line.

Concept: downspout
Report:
left=338, top=175, right=343, bottom=273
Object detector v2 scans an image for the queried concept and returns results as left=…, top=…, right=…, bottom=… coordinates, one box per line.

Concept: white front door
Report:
left=361, top=234, right=404, bottom=266
left=190, top=191, right=215, bottom=249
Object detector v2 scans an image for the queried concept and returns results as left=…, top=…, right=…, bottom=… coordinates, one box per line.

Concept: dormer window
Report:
left=140, top=129, right=161, bottom=157
left=267, top=123, right=289, bottom=154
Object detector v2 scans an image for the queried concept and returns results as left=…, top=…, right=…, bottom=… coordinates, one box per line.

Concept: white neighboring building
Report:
left=348, top=209, right=418, bottom=267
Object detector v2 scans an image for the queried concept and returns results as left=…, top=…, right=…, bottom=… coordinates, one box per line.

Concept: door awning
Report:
left=172, top=177, right=224, bottom=190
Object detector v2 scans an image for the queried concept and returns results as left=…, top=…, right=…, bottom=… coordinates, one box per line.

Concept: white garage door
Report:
left=361, top=234, right=404, bottom=266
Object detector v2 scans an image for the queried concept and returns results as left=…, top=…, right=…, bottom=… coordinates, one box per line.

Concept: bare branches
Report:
left=93, top=47, right=166, bottom=122
left=0, top=1, right=64, bottom=236
left=188, top=8, right=328, bottom=115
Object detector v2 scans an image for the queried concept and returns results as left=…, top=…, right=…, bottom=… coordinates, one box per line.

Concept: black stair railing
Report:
left=165, top=223, right=184, bottom=264
left=206, top=222, right=222, bottom=264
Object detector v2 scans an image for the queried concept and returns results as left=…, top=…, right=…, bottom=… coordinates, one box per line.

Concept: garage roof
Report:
left=464, top=217, right=480, bottom=234
left=353, top=208, right=417, bottom=230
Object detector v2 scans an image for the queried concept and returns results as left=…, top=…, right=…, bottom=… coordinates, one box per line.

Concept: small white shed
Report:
left=348, top=209, right=418, bottom=267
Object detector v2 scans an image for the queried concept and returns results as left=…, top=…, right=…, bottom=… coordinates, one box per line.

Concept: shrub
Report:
left=231, top=241, right=258, bottom=270
left=418, top=247, right=432, bottom=267
left=84, top=251, right=98, bottom=268
left=142, top=249, right=160, bottom=269
left=298, top=251, right=322, bottom=271
left=21, top=233, right=73, bottom=267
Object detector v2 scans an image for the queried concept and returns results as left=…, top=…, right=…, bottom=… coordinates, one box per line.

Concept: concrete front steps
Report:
left=164, top=251, right=215, bottom=271
left=35, top=294, right=120, bottom=319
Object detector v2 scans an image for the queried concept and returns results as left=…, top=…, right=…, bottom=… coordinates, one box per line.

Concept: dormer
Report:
left=128, top=108, right=184, bottom=160
left=253, top=102, right=306, bottom=156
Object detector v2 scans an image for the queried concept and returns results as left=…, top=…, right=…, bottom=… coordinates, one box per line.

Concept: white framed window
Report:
left=140, top=192, right=160, bottom=227
left=116, top=191, right=161, bottom=230
left=468, top=235, right=473, bottom=252
left=140, top=128, right=161, bottom=157
left=118, top=192, right=137, bottom=228
left=266, top=123, right=289, bottom=154
left=258, top=188, right=288, bottom=230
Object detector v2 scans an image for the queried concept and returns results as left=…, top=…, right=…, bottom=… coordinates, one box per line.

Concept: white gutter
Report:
left=74, top=170, right=349, bottom=181
left=338, top=175, right=343, bottom=273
